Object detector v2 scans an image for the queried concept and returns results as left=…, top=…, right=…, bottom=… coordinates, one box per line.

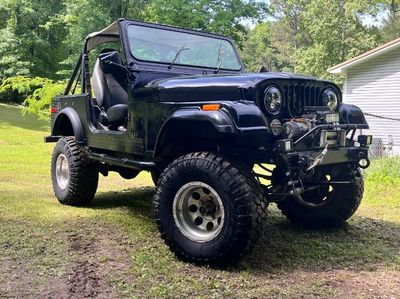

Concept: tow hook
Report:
left=357, top=151, right=371, bottom=169
left=306, top=144, right=329, bottom=172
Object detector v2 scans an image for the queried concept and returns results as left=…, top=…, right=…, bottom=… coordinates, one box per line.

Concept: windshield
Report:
left=127, top=25, right=242, bottom=71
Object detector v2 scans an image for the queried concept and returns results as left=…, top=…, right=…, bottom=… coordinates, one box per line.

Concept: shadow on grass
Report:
left=245, top=209, right=400, bottom=273
left=91, top=187, right=155, bottom=220
left=0, top=104, right=49, bottom=132
left=89, top=187, right=400, bottom=273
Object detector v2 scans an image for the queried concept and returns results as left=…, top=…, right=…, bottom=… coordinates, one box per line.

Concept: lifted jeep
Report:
left=46, top=19, right=372, bottom=264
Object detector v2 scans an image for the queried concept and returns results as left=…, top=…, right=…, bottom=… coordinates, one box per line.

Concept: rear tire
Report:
left=154, top=152, right=266, bottom=265
left=51, top=137, right=99, bottom=206
left=277, top=165, right=363, bottom=228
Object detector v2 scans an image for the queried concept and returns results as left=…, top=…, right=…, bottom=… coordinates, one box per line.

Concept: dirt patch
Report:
left=42, top=220, right=136, bottom=299
left=68, top=260, right=101, bottom=297
left=2, top=217, right=399, bottom=298
left=253, top=267, right=400, bottom=298
left=66, top=233, right=102, bottom=298
left=329, top=268, right=400, bottom=298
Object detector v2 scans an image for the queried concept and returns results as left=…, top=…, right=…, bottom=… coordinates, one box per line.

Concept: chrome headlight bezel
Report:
left=264, top=86, right=283, bottom=115
left=321, top=88, right=338, bottom=112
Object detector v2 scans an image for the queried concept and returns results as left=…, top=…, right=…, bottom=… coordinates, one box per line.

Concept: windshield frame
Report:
left=123, top=22, right=244, bottom=72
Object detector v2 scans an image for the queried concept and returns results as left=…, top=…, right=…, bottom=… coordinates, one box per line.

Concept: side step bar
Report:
left=89, top=153, right=157, bottom=171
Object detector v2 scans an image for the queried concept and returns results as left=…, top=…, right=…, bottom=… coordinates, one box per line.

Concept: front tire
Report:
left=151, top=171, right=160, bottom=186
left=277, top=165, right=364, bottom=228
left=154, top=152, right=266, bottom=265
left=51, top=137, right=99, bottom=206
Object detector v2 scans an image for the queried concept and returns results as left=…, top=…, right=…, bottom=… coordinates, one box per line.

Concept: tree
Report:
left=58, top=0, right=151, bottom=76
left=240, top=0, right=384, bottom=81
left=240, top=22, right=294, bottom=72
left=0, top=27, right=31, bottom=78
left=59, top=0, right=266, bottom=76
left=381, top=0, right=400, bottom=41
left=271, top=0, right=310, bottom=51
left=0, top=0, right=67, bottom=79
left=296, top=0, right=380, bottom=80
left=143, top=0, right=266, bottom=46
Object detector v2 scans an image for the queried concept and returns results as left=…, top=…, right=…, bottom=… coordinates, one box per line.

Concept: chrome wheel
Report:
left=55, top=154, right=69, bottom=190
left=173, top=182, right=225, bottom=243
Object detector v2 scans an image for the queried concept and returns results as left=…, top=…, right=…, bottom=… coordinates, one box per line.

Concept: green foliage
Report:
left=23, top=81, right=65, bottom=119
left=0, top=0, right=68, bottom=80
left=295, top=0, right=380, bottom=81
left=365, top=157, right=400, bottom=184
left=380, top=0, right=400, bottom=41
left=240, top=23, right=275, bottom=72
left=0, top=27, right=31, bottom=78
left=0, top=0, right=398, bottom=85
left=0, top=76, right=51, bottom=104
left=0, top=76, right=64, bottom=119
left=240, top=0, right=390, bottom=80
left=143, top=0, right=265, bottom=47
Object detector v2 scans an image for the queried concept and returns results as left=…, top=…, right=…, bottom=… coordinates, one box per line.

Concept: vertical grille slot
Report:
left=311, top=86, right=316, bottom=106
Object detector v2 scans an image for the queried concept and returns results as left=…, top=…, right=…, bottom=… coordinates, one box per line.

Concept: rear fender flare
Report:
left=52, top=107, right=85, bottom=144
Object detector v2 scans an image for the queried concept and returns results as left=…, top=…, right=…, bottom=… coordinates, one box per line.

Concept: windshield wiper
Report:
left=214, top=43, right=224, bottom=74
left=168, top=43, right=189, bottom=69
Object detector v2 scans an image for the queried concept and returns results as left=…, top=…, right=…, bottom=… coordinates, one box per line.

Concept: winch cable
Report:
left=306, top=143, right=329, bottom=172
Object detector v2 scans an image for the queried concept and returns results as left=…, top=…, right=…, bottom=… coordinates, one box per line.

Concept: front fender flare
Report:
left=153, top=102, right=271, bottom=157
left=339, top=103, right=369, bottom=129
left=153, top=107, right=235, bottom=157
left=165, top=108, right=236, bottom=133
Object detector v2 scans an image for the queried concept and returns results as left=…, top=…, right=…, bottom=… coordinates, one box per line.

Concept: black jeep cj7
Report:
left=45, top=19, right=372, bottom=264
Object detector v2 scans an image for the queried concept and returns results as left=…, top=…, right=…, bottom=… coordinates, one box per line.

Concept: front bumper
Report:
left=280, top=146, right=369, bottom=168
left=275, top=123, right=371, bottom=169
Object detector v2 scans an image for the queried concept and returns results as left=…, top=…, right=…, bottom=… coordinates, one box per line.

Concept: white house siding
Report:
left=344, top=46, right=400, bottom=155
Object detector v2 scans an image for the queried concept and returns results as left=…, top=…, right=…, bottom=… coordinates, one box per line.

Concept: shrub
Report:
left=365, top=157, right=400, bottom=184
left=0, top=76, right=52, bottom=104
left=23, top=81, right=65, bottom=119
left=0, top=76, right=66, bottom=119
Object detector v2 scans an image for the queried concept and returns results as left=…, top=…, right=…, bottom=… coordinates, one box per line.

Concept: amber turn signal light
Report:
left=202, top=104, right=221, bottom=111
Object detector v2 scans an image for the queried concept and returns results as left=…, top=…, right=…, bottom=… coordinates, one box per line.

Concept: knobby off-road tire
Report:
left=51, top=137, right=99, bottom=206
left=277, top=165, right=364, bottom=228
left=153, top=152, right=267, bottom=265
left=151, top=171, right=160, bottom=186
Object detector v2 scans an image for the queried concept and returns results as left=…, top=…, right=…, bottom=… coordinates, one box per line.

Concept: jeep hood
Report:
left=146, top=72, right=323, bottom=102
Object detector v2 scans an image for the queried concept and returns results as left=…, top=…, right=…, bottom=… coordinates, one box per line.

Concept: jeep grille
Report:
left=281, top=84, right=323, bottom=116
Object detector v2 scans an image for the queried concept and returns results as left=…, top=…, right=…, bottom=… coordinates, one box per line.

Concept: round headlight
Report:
left=264, top=86, right=282, bottom=114
left=321, top=89, right=338, bottom=111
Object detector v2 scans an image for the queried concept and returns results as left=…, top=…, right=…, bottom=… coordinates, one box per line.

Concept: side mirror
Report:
left=102, top=59, right=128, bottom=75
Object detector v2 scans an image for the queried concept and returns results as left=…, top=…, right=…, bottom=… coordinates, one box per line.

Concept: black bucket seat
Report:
left=92, top=49, right=128, bottom=128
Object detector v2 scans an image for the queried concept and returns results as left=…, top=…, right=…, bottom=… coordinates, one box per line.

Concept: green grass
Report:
left=1, top=103, right=399, bottom=298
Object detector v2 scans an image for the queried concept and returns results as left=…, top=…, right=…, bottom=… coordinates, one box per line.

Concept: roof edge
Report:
left=328, top=37, right=400, bottom=74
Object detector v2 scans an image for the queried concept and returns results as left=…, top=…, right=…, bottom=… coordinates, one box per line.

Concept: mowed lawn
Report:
left=0, top=103, right=399, bottom=299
